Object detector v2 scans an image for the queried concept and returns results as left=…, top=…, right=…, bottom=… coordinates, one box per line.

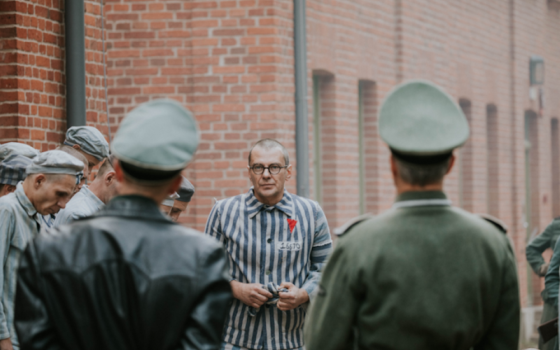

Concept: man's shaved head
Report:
left=248, top=139, right=289, bottom=166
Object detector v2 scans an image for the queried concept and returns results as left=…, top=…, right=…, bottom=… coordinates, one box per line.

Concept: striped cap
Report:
left=0, top=155, right=33, bottom=186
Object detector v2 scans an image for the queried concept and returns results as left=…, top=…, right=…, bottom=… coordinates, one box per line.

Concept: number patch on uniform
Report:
left=278, top=241, right=302, bottom=251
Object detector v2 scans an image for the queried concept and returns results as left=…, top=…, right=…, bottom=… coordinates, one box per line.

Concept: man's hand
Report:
left=277, top=282, right=309, bottom=311
left=0, top=338, right=13, bottom=350
left=540, top=263, right=550, bottom=276
left=230, top=280, right=273, bottom=309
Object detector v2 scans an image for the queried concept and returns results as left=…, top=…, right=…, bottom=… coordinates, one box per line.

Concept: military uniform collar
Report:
left=246, top=188, right=294, bottom=219
left=99, top=195, right=172, bottom=222
left=393, top=190, right=451, bottom=209
left=15, top=183, right=38, bottom=218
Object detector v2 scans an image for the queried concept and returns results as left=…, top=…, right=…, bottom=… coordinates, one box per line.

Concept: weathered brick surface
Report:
left=2, top=0, right=560, bottom=312
left=0, top=0, right=109, bottom=150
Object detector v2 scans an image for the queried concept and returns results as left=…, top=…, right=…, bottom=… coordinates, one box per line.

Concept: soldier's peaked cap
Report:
left=378, top=80, right=470, bottom=156
left=111, top=99, right=200, bottom=172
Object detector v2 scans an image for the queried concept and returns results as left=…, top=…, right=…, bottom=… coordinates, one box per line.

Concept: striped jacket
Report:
left=205, top=189, right=332, bottom=350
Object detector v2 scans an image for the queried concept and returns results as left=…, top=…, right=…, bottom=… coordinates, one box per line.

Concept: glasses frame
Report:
left=250, top=164, right=288, bottom=175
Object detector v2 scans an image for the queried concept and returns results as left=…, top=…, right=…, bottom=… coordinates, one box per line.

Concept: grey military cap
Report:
left=0, top=155, right=33, bottom=185
left=176, top=177, right=195, bottom=203
left=27, top=150, right=84, bottom=176
left=65, top=126, right=109, bottom=161
left=112, top=99, right=199, bottom=173
left=0, top=142, right=39, bottom=161
left=378, top=80, right=470, bottom=156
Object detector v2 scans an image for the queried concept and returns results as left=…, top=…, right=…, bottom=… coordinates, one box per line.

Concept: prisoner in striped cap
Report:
left=0, top=155, right=33, bottom=197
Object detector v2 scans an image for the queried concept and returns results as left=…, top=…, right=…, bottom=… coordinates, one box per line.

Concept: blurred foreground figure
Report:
left=304, top=81, right=520, bottom=350
left=14, top=100, right=232, bottom=350
left=161, top=176, right=195, bottom=222
left=0, top=151, right=82, bottom=350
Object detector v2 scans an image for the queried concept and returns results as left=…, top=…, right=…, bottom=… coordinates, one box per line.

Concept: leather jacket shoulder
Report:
left=15, top=195, right=232, bottom=350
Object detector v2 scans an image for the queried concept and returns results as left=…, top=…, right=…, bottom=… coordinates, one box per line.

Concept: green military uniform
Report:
left=533, top=219, right=560, bottom=350
left=304, top=80, right=520, bottom=350
left=526, top=218, right=560, bottom=277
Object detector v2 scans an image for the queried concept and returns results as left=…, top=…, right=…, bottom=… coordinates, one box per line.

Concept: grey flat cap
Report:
left=162, top=192, right=179, bottom=207
left=0, top=155, right=33, bottom=185
left=112, top=99, right=199, bottom=172
left=176, top=177, right=195, bottom=203
left=0, top=142, right=40, bottom=161
left=27, top=150, right=84, bottom=176
left=65, top=126, right=109, bottom=161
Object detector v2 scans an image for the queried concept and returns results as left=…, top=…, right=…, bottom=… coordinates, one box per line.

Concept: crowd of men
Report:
left=0, top=81, right=524, bottom=350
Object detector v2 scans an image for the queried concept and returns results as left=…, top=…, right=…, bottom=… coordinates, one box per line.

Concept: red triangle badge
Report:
left=287, top=219, right=297, bottom=234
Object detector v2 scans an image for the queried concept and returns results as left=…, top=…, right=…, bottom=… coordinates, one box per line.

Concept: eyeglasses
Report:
left=250, top=164, right=288, bottom=175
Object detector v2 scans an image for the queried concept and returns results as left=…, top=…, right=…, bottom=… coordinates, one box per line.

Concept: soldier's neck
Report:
left=395, top=180, right=444, bottom=195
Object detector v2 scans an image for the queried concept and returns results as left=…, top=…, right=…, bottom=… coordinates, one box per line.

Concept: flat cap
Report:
left=162, top=192, right=179, bottom=207
left=0, top=155, right=33, bottom=185
left=176, top=177, right=195, bottom=203
left=0, top=142, right=39, bottom=161
left=112, top=99, right=199, bottom=171
left=379, top=80, right=469, bottom=156
left=65, top=126, right=109, bottom=161
left=27, top=150, right=84, bottom=176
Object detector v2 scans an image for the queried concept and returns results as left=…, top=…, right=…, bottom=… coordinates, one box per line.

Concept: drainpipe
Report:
left=294, top=0, right=309, bottom=198
left=65, top=0, right=86, bottom=128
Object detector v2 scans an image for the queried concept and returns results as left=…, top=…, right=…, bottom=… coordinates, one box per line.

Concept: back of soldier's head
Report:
left=111, top=99, right=199, bottom=196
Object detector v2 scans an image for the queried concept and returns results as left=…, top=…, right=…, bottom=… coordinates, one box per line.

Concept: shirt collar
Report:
left=81, top=185, right=104, bottom=207
left=98, top=195, right=172, bottom=222
left=15, top=183, right=37, bottom=218
left=393, top=190, right=451, bottom=209
left=246, top=188, right=294, bottom=219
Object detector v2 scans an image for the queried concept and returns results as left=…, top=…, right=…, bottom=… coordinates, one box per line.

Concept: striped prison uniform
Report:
left=205, top=188, right=332, bottom=350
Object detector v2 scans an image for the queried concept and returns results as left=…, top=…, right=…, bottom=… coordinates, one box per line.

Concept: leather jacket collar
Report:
left=96, top=195, right=172, bottom=222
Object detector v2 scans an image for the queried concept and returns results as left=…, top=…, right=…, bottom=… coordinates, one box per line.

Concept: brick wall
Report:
left=0, top=0, right=65, bottom=149
left=104, top=0, right=297, bottom=228
left=0, top=0, right=109, bottom=150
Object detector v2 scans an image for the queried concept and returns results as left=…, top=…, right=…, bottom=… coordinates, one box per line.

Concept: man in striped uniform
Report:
left=205, top=139, right=332, bottom=350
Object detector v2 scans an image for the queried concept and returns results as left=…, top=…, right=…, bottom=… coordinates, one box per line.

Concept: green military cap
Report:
left=111, top=99, right=199, bottom=180
left=378, top=80, right=469, bottom=160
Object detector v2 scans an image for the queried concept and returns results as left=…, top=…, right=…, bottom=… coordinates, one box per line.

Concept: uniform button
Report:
left=267, top=238, right=272, bottom=243
left=265, top=270, right=271, bottom=275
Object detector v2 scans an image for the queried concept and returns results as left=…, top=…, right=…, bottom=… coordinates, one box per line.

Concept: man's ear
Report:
left=113, top=161, right=126, bottom=183
left=34, top=174, right=47, bottom=189
left=168, top=175, right=183, bottom=195
left=105, top=171, right=117, bottom=185
left=6, top=185, right=16, bottom=194
left=286, top=164, right=292, bottom=180
left=72, top=144, right=82, bottom=151
left=446, top=154, right=456, bottom=175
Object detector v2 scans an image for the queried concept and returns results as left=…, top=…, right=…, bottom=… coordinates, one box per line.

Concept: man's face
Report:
left=32, top=174, right=76, bottom=215
left=248, top=147, right=291, bottom=203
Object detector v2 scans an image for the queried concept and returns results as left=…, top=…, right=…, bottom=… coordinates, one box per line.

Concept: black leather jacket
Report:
left=15, top=195, right=232, bottom=350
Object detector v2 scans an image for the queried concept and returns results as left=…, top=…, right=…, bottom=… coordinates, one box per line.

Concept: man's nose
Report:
left=262, top=168, right=272, bottom=177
